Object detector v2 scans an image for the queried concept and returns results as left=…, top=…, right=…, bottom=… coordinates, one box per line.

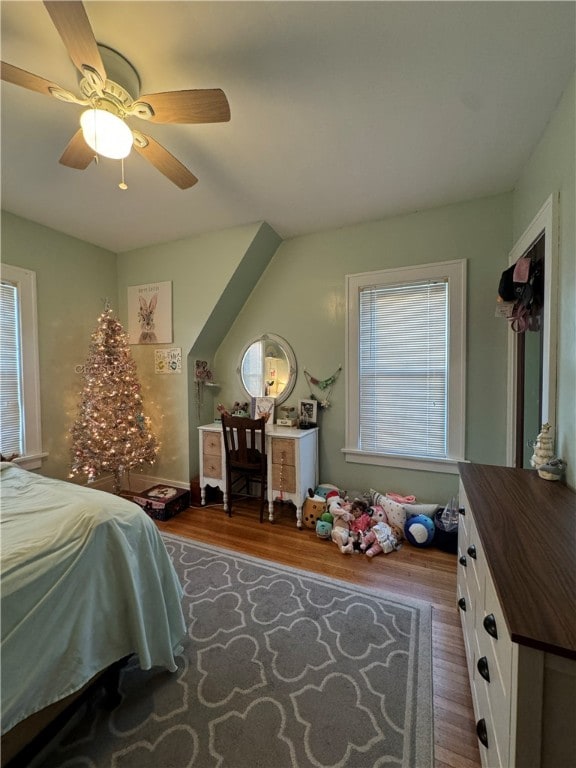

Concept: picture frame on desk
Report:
left=298, top=398, right=317, bottom=427
left=251, top=396, right=275, bottom=424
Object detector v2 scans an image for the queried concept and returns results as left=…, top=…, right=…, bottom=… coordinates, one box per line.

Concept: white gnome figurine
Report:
left=530, top=423, right=554, bottom=469
left=529, top=423, right=566, bottom=480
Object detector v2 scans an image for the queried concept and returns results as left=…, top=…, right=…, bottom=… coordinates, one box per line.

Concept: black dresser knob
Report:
left=477, top=656, right=490, bottom=682
left=459, top=555, right=467, bottom=567
left=476, top=718, right=489, bottom=748
left=483, top=613, right=498, bottom=639
left=467, top=544, right=477, bottom=559
left=458, top=597, right=467, bottom=612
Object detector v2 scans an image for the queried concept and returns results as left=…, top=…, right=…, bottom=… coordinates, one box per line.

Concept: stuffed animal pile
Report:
left=310, top=484, right=441, bottom=557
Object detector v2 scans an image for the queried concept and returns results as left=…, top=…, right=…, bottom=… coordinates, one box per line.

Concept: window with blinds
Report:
left=345, top=260, right=466, bottom=472
left=0, top=279, right=24, bottom=455
left=359, top=280, right=448, bottom=458
left=0, top=264, right=43, bottom=467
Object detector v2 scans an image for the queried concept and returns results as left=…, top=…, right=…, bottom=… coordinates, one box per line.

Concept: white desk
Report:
left=198, top=423, right=319, bottom=527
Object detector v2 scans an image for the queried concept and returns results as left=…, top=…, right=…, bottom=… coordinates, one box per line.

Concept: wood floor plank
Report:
left=156, top=498, right=481, bottom=768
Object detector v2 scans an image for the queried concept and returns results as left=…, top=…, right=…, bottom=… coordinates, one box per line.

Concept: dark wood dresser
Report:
left=457, top=462, right=575, bottom=768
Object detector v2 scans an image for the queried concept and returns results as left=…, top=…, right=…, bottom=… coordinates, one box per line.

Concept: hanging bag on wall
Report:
left=497, top=256, right=543, bottom=333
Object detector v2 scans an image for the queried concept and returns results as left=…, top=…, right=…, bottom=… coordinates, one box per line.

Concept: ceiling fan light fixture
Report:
left=80, top=108, right=133, bottom=159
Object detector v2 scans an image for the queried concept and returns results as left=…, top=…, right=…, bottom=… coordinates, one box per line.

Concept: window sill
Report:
left=342, top=448, right=463, bottom=474
left=12, top=452, right=48, bottom=471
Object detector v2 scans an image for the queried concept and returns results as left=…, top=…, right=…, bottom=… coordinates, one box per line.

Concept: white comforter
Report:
left=0, top=463, right=186, bottom=734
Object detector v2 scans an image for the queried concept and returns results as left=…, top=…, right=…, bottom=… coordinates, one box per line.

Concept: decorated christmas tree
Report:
left=70, top=306, right=158, bottom=493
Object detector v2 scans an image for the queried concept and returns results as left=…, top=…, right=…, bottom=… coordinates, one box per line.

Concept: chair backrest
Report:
left=221, top=416, right=267, bottom=472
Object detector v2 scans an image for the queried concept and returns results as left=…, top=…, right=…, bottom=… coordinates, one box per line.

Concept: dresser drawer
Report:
left=203, top=432, right=222, bottom=458
left=271, top=438, right=296, bottom=466
left=473, top=670, right=508, bottom=768
left=271, top=463, right=296, bottom=493
left=481, top=569, right=513, bottom=684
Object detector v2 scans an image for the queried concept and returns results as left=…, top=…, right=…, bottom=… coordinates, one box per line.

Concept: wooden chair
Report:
left=221, top=415, right=268, bottom=522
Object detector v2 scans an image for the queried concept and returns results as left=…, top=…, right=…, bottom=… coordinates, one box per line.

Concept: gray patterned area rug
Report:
left=42, top=534, right=433, bottom=768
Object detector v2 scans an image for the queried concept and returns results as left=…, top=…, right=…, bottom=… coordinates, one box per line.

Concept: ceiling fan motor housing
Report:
left=79, top=44, right=144, bottom=117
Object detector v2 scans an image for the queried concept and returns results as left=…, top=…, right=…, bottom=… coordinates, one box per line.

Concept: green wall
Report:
left=214, top=193, right=512, bottom=502
left=1, top=211, right=117, bottom=479
left=513, top=73, right=576, bottom=489
left=115, top=222, right=281, bottom=484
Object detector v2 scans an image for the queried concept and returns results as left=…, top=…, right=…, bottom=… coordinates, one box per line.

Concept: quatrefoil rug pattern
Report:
left=44, top=535, right=433, bottom=768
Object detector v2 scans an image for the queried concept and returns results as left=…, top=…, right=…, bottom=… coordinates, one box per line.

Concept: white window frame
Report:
left=344, top=259, right=466, bottom=474
left=1, top=264, right=44, bottom=469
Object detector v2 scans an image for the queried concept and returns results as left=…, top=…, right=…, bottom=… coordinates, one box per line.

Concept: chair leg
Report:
left=226, top=469, right=232, bottom=517
left=259, top=481, right=265, bottom=523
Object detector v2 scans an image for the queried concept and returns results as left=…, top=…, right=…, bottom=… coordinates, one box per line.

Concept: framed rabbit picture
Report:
left=128, top=281, right=173, bottom=344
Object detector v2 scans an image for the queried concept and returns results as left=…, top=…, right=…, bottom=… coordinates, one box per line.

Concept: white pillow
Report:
left=403, top=503, right=439, bottom=519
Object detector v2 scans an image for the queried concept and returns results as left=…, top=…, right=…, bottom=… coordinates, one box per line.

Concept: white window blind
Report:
left=346, top=259, right=466, bottom=473
left=359, top=280, right=448, bottom=459
left=0, top=279, right=24, bottom=455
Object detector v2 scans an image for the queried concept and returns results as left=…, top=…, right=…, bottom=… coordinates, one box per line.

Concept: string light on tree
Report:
left=69, top=305, right=159, bottom=493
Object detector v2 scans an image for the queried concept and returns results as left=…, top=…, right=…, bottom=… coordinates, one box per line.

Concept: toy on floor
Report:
left=360, top=522, right=399, bottom=557
left=370, top=492, right=407, bottom=540
left=312, top=483, right=345, bottom=500
left=302, top=494, right=327, bottom=529
left=315, top=519, right=333, bottom=539
left=326, top=492, right=355, bottom=554
left=386, top=492, right=416, bottom=504
left=404, top=514, right=435, bottom=547
left=348, top=498, right=372, bottom=550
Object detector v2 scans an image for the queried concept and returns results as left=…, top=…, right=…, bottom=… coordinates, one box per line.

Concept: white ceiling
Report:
left=1, top=1, right=575, bottom=253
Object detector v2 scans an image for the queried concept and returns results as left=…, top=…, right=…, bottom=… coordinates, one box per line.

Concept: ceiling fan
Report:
left=0, top=0, right=230, bottom=189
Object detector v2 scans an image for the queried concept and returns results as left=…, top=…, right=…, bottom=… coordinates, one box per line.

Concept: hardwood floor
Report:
left=156, top=495, right=481, bottom=768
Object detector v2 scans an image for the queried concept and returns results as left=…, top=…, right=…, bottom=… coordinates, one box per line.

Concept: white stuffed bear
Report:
left=326, top=492, right=355, bottom=554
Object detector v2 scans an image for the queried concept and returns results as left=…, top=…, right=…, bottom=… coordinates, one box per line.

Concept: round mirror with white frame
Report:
left=238, top=333, right=297, bottom=405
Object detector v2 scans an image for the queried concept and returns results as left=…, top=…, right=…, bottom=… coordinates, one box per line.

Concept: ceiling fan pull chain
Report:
left=119, top=158, right=128, bottom=190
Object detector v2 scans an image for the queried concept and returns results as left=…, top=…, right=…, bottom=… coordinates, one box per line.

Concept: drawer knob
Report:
left=483, top=613, right=498, bottom=639
left=476, top=718, right=489, bottom=748
left=459, top=555, right=467, bottom=567
left=477, top=656, right=491, bottom=682
left=467, top=544, right=477, bottom=559
left=458, top=597, right=467, bottom=612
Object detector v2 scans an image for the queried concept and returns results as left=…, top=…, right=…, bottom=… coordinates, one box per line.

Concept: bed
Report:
left=0, top=462, right=187, bottom=759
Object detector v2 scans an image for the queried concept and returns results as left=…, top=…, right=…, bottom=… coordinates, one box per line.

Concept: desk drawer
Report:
left=203, top=456, right=222, bottom=479
left=203, top=432, right=222, bottom=457
left=271, top=463, right=296, bottom=493
left=271, top=438, right=295, bottom=466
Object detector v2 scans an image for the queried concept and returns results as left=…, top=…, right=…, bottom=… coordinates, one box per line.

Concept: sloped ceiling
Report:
left=1, top=1, right=574, bottom=253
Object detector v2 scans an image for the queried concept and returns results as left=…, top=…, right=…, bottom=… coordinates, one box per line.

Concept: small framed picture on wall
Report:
left=298, top=398, right=317, bottom=426
left=127, top=281, right=172, bottom=344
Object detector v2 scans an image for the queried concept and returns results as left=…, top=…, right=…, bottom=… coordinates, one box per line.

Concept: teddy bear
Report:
left=326, top=492, right=355, bottom=554
left=360, top=521, right=400, bottom=557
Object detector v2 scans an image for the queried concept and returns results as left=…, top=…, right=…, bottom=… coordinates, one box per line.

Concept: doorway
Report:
left=514, top=233, right=545, bottom=467
left=506, top=194, right=558, bottom=468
